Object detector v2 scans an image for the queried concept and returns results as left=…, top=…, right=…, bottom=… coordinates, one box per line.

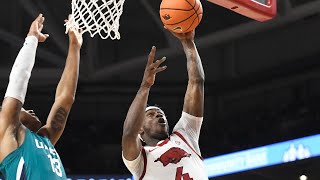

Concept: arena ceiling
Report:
left=0, top=0, right=320, bottom=87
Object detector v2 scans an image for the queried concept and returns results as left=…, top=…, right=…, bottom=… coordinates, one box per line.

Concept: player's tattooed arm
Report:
left=170, top=30, right=204, bottom=117
left=37, top=16, right=83, bottom=145
left=50, top=107, right=67, bottom=132
left=38, top=104, right=70, bottom=145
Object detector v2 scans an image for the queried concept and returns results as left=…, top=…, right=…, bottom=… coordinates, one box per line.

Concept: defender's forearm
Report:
left=5, top=36, right=38, bottom=104
left=55, top=44, right=80, bottom=104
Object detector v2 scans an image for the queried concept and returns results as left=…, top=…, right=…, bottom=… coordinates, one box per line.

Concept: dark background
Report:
left=0, top=0, right=320, bottom=179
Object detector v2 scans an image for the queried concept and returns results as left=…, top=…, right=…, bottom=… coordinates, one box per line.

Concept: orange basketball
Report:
left=159, top=0, right=203, bottom=33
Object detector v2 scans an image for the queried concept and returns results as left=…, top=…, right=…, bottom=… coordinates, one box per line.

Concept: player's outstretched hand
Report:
left=168, top=29, right=195, bottom=42
left=65, top=15, right=83, bottom=49
left=141, top=46, right=167, bottom=88
left=27, top=14, right=49, bottom=42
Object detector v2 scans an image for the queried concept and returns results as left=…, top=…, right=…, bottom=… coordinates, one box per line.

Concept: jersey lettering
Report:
left=47, top=154, right=62, bottom=177
left=175, top=166, right=193, bottom=180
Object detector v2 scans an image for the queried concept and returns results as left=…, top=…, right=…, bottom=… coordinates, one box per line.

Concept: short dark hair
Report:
left=146, top=104, right=163, bottom=110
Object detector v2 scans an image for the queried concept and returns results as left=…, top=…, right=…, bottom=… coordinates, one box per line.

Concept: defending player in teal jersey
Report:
left=0, top=14, right=83, bottom=179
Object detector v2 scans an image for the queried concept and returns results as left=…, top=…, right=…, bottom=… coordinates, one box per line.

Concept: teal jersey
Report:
left=0, top=128, right=67, bottom=180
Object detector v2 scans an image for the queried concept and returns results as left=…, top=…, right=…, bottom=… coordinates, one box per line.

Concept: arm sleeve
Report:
left=5, top=36, right=38, bottom=104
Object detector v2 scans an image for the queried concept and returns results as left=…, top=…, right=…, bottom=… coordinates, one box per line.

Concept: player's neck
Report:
left=144, top=137, right=161, bottom=147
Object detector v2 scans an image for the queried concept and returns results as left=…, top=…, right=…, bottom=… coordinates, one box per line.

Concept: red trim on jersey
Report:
left=173, top=131, right=203, bottom=160
left=158, top=138, right=170, bottom=146
left=147, top=138, right=170, bottom=152
left=139, top=148, right=147, bottom=180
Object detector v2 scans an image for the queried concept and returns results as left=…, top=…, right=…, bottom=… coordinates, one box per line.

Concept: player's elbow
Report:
left=189, top=76, right=205, bottom=85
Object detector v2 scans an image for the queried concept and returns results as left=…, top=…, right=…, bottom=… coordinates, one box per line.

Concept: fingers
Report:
left=27, top=13, right=48, bottom=41
left=35, top=13, right=45, bottom=32
left=149, top=57, right=167, bottom=73
left=38, top=34, right=49, bottom=43
left=39, top=16, right=45, bottom=25
left=64, top=14, right=72, bottom=23
left=146, top=47, right=167, bottom=74
left=155, top=65, right=167, bottom=73
left=35, top=13, right=45, bottom=26
left=39, top=23, right=44, bottom=32
left=147, top=46, right=156, bottom=66
left=35, top=14, right=43, bottom=22
left=150, top=57, right=166, bottom=68
left=65, top=15, right=83, bottom=35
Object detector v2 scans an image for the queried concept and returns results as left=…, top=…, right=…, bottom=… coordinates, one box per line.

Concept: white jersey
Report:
left=123, top=112, right=208, bottom=180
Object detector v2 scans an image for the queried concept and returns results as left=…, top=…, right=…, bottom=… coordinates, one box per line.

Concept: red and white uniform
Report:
left=123, top=112, right=208, bottom=180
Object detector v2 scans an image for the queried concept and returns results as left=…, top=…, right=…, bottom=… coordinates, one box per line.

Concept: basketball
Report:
left=159, top=0, right=203, bottom=33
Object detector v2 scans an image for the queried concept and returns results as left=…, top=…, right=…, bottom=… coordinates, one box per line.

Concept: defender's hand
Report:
left=65, top=15, right=83, bottom=49
left=27, top=14, right=49, bottom=42
left=141, top=46, right=167, bottom=88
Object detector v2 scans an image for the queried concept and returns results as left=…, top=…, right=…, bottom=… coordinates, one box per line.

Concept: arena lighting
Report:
left=204, top=134, right=320, bottom=178
left=300, top=174, right=308, bottom=180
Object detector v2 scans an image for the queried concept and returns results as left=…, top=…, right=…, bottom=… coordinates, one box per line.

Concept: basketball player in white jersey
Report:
left=122, top=30, right=208, bottom=180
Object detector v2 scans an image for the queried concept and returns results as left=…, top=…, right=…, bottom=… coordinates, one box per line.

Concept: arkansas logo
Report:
left=154, top=147, right=191, bottom=166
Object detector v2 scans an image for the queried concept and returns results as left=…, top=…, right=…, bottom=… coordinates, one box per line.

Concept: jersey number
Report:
left=175, top=166, right=193, bottom=180
left=47, top=154, right=63, bottom=177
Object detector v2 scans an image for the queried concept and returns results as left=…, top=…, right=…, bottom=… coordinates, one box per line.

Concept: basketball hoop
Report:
left=66, top=0, right=126, bottom=40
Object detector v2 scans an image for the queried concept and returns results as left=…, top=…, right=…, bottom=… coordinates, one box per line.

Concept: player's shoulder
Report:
left=181, top=111, right=203, bottom=121
left=171, top=130, right=186, bottom=139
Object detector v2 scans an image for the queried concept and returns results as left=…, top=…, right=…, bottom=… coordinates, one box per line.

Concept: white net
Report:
left=66, top=0, right=125, bottom=40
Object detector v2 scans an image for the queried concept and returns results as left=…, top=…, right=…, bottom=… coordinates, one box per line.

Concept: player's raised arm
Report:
left=0, top=14, right=48, bottom=141
left=172, top=30, right=204, bottom=117
left=37, top=18, right=83, bottom=145
left=122, top=47, right=167, bottom=160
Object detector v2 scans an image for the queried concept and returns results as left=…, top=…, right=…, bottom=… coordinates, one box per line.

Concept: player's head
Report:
left=0, top=106, right=42, bottom=132
left=140, top=105, right=169, bottom=143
